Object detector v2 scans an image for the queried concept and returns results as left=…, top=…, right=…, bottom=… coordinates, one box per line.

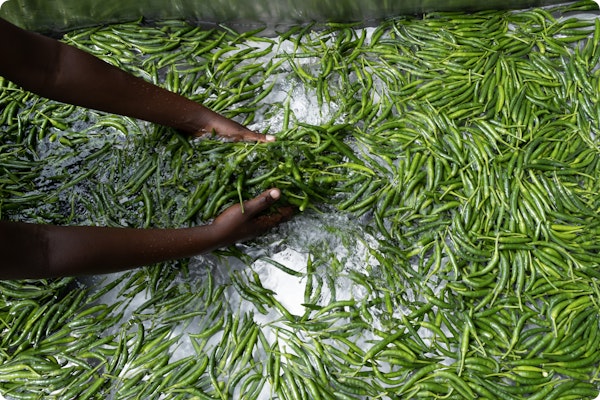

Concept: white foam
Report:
left=252, top=248, right=308, bottom=316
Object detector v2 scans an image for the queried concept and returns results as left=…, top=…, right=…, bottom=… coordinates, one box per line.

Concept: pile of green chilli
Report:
left=1, top=1, right=600, bottom=398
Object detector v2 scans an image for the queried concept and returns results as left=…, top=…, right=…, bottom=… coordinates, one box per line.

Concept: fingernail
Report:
left=265, top=135, right=276, bottom=142
left=269, top=189, right=280, bottom=200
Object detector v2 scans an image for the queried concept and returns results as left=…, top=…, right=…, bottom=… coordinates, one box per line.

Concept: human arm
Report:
left=0, top=189, right=293, bottom=279
left=0, top=17, right=272, bottom=142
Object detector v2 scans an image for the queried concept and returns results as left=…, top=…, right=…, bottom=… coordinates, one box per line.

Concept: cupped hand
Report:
left=209, top=188, right=294, bottom=248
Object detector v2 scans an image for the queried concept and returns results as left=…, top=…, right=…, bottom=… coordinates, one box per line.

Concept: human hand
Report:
left=208, top=188, right=294, bottom=248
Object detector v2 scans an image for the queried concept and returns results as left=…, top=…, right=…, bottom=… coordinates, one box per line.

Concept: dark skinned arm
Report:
left=0, top=17, right=274, bottom=142
left=0, top=189, right=293, bottom=279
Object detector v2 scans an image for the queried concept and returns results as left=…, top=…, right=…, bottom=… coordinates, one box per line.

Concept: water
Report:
left=3, top=9, right=600, bottom=398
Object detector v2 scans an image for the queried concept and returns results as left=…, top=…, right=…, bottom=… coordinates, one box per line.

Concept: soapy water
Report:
left=4, top=13, right=600, bottom=398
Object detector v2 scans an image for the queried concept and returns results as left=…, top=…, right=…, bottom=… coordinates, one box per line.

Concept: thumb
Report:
left=242, top=188, right=281, bottom=217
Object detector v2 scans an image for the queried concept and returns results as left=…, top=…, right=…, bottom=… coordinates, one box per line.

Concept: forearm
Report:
left=35, top=45, right=222, bottom=135
left=0, top=221, right=219, bottom=279
left=0, top=18, right=244, bottom=136
left=0, top=189, right=289, bottom=280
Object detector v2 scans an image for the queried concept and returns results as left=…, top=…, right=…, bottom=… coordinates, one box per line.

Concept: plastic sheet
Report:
left=1, top=0, right=568, bottom=33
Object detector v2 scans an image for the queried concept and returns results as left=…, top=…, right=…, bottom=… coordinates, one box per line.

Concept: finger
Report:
left=242, top=130, right=275, bottom=143
left=192, top=127, right=275, bottom=143
left=242, top=188, right=281, bottom=217
left=227, top=130, right=275, bottom=143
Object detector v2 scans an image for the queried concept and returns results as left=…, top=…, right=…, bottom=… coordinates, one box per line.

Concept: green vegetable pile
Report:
left=1, top=0, right=600, bottom=398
